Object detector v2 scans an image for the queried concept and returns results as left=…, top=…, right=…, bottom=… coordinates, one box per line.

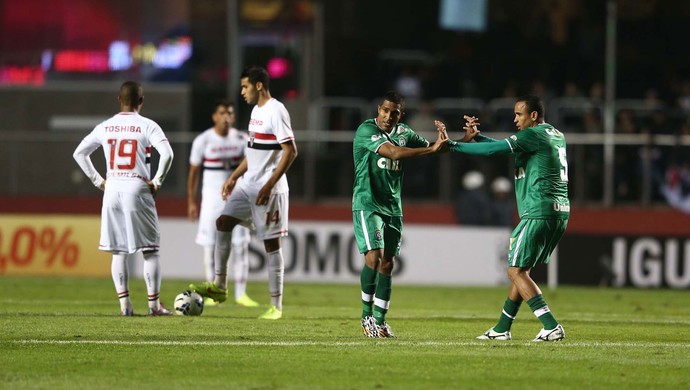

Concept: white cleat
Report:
left=532, top=324, right=565, bottom=342
left=361, top=316, right=379, bottom=338
left=476, top=328, right=512, bottom=340
left=376, top=322, right=395, bottom=338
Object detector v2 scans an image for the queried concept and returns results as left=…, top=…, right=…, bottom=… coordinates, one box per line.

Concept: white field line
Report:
left=11, top=339, right=690, bottom=349
left=391, top=314, right=690, bottom=325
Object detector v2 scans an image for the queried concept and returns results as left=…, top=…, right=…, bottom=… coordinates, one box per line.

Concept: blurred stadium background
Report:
left=1, top=0, right=690, bottom=289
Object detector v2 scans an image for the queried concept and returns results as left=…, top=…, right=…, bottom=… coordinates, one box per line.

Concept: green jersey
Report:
left=449, top=123, right=569, bottom=219
left=352, top=119, right=429, bottom=216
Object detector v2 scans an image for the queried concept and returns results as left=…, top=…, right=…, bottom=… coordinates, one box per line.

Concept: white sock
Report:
left=267, top=248, right=284, bottom=311
left=143, top=251, right=162, bottom=310
left=203, top=245, right=214, bottom=283
left=232, top=242, right=249, bottom=299
left=111, top=253, right=132, bottom=312
left=213, top=231, right=232, bottom=290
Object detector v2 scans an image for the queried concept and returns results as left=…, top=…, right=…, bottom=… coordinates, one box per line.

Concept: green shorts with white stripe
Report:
left=352, top=210, right=402, bottom=256
left=508, top=218, right=568, bottom=268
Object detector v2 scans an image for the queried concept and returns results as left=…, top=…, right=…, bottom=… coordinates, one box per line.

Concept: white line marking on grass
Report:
left=12, top=339, right=690, bottom=349
left=392, top=314, right=690, bottom=326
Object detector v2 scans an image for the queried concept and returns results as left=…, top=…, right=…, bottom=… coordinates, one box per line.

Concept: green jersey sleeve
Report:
left=505, top=127, right=540, bottom=153
left=474, top=133, right=499, bottom=143
left=448, top=139, right=513, bottom=156
left=355, top=121, right=391, bottom=154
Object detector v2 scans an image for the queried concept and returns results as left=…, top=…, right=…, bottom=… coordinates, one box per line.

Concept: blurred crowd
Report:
left=327, top=1, right=690, bottom=106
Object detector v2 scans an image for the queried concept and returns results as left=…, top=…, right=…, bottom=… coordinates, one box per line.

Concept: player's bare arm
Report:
left=256, top=140, right=298, bottom=206
left=149, top=140, right=174, bottom=198
left=221, top=157, right=248, bottom=201
left=187, top=164, right=202, bottom=220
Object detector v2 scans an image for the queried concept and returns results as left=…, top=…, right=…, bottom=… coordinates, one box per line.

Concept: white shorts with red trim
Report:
left=99, top=189, right=160, bottom=253
left=221, top=179, right=289, bottom=241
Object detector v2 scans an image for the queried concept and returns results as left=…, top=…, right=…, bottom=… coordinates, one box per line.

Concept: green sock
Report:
left=360, top=264, right=377, bottom=318
left=494, top=298, right=521, bottom=333
left=373, top=272, right=392, bottom=325
left=527, top=294, right=558, bottom=330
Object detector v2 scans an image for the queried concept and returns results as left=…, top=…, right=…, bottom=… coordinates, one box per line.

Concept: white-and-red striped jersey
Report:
left=80, top=112, right=168, bottom=194
left=189, top=127, right=247, bottom=192
left=246, top=98, right=295, bottom=193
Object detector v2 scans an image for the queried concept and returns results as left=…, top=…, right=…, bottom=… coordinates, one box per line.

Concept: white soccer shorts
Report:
left=196, top=187, right=251, bottom=246
left=99, top=189, right=160, bottom=253
left=221, top=180, right=289, bottom=240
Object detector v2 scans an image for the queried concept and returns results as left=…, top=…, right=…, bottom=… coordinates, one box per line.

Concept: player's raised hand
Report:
left=464, top=115, right=480, bottom=127
left=434, top=119, right=448, bottom=135
left=432, top=120, right=449, bottom=152
left=461, top=114, right=481, bottom=142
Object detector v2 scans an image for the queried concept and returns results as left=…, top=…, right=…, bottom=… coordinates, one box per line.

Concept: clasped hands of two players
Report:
left=434, top=115, right=481, bottom=145
left=431, top=121, right=450, bottom=152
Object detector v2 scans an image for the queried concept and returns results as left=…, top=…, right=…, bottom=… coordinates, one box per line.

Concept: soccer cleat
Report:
left=258, top=305, right=282, bottom=320
left=476, top=328, right=512, bottom=340
left=120, top=307, right=134, bottom=316
left=235, top=294, right=259, bottom=307
left=189, top=282, right=228, bottom=303
left=532, top=324, right=565, bottom=342
left=148, top=304, right=173, bottom=316
left=361, top=316, right=378, bottom=338
left=203, top=297, right=218, bottom=307
left=376, top=322, right=395, bottom=338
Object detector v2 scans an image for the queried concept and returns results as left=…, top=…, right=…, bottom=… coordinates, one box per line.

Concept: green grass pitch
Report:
left=1, top=276, right=689, bottom=389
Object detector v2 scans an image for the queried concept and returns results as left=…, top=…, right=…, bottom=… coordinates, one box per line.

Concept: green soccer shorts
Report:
left=508, top=218, right=568, bottom=268
left=352, top=210, right=402, bottom=256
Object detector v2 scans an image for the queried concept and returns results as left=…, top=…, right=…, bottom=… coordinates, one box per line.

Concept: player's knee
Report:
left=216, top=215, right=236, bottom=231
left=142, top=250, right=159, bottom=261
left=364, top=249, right=383, bottom=269
left=379, top=257, right=395, bottom=274
left=264, top=237, right=281, bottom=253
left=506, top=266, right=529, bottom=281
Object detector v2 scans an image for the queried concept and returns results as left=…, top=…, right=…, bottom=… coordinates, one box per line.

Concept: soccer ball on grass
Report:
left=174, top=290, right=204, bottom=316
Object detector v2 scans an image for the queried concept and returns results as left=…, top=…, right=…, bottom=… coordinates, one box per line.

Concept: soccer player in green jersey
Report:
left=441, top=95, right=569, bottom=342
left=353, top=91, right=450, bottom=338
